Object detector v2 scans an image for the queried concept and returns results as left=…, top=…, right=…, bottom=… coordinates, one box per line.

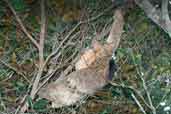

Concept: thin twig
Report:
left=81, top=5, right=113, bottom=23
left=3, top=0, right=39, bottom=48
left=36, top=31, right=81, bottom=93
left=0, top=96, right=6, bottom=111
left=0, top=60, right=31, bottom=84
left=109, top=81, right=152, bottom=110
left=156, top=89, right=171, bottom=109
left=15, top=95, right=27, bottom=114
left=130, top=50, right=156, bottom=114
left=140, top=74, right=156, bottom=114
left=131, top=93, right=147, bottom=114
left=15, top=83, right=33, bottom=114
left=1, top=72, right=14, bottom=82
left=43, top=22, right=81, bottom=68
left=42, top=5, right=114, bottom=69
left=38, top=30, right=81, bottom=83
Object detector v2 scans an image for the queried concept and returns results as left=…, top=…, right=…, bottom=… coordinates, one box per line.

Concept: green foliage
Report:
left=11, top=0, right=27, bottom=11
left=13, top=81, right=28, bottom=96
left=0, top=87, right=5, bottom=97
left=110, top=87, right=121, bottom=97
left=0, top=69, right=9, bottom=80
left=27, top=96, right=33, bottom=109
left=117, top=48, right=127, bottom=59
left=26, top=15, right=40, bottom=31
left=33, top=99, right=49, bottom=112
left=100, top=107, right=112, bottom=114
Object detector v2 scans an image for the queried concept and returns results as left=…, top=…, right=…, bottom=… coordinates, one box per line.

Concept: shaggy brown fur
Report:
left=38, top=9, right=124, bottom=108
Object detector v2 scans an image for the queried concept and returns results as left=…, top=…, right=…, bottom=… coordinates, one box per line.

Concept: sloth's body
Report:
left=38, top=9, right=124, bottom=108
left=39, top=60, right=109, bottom=107
left=38, top=41, right=115, bottom=108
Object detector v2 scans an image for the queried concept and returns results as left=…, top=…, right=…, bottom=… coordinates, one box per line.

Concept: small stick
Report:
left=131, top=93, right=147, bottom=114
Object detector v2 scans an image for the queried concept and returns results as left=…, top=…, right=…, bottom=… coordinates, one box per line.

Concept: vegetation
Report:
left=0, top=0, right=171, bottom=114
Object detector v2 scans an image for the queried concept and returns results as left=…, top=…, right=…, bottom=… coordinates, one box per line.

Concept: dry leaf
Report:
left=11, top=52, right=17, bottom=64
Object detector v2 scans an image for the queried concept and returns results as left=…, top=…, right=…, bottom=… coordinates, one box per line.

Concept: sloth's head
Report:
left=75, top=40, right=113, bottom=70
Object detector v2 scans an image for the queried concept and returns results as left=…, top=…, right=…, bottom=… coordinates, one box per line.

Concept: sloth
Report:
left=38, top=9, right=124, bottom=108
left=38, top=53, right=117, bottom=108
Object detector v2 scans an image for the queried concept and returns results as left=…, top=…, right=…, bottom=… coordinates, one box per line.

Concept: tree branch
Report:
left=39, top=0, right=46, bottom=65
left=3, top=0, right=39, bottom=48
left=161, top=0, right=171, bottom=36
left=135, top=0, right=171, bottom=37
left=30, top=0, right=46, bottom=98
left=19, top=0, right=46, bottom=113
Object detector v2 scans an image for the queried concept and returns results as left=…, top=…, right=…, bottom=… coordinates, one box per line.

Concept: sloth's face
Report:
left=75, top=40, right=113, bottom=70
